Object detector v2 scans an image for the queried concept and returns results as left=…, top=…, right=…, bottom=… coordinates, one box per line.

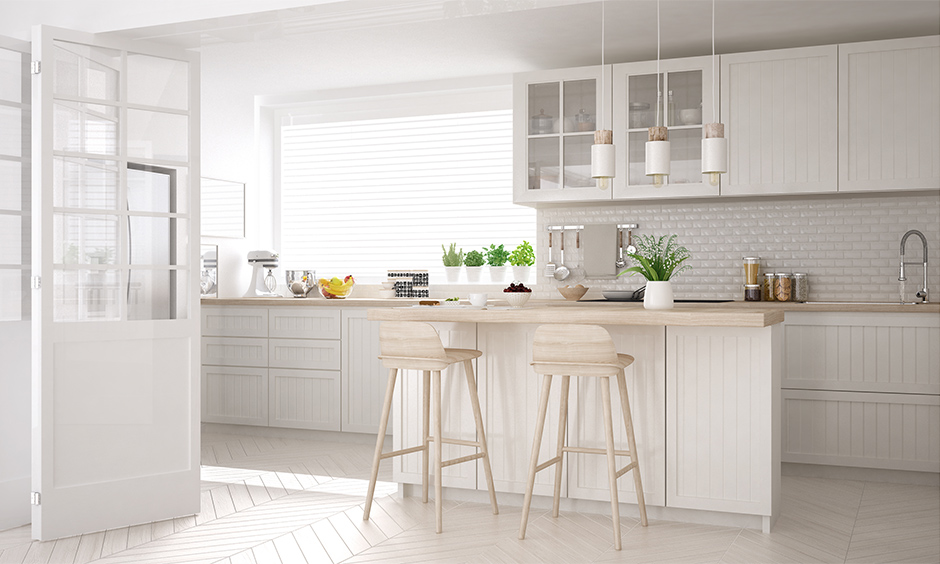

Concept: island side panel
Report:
left=391, top=322, right=478, bottom=489
left=666, top=324, right=781, bottom=522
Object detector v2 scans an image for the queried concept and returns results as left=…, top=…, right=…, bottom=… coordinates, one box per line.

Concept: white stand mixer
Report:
left=244, top=250, right=279, bottom=297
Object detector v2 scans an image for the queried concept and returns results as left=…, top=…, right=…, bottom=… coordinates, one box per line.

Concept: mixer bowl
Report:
left=285, top=270, right=316, bottom=298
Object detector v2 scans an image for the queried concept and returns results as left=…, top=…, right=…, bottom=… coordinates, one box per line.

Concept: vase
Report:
left=511, top=265, right=532, bottom=284
left=443, top=266, right=462, bottom=284
left=643, top=280, right=674, bottom=310
left=465, top=266, right=483, bottom=284
left=488, top=266, right=508, bottom=284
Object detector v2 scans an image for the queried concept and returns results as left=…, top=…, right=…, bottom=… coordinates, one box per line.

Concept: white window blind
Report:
left=279, top=109, right=534, bottom=281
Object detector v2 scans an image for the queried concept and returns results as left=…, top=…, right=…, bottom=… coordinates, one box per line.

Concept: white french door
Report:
left=31, top=26, right=200, bottom=540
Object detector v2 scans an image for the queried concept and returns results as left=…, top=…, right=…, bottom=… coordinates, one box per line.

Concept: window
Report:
left=277, top=107, right=534, bottom=282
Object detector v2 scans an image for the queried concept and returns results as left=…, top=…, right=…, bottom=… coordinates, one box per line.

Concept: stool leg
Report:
left=617, top=369, right=648, bottom=527
left=519, top=374, right=553, bottom=540
left=552, top=374, right=570, bottom=518
left=422, top=370, right=431, bottom=504
left=463, top=360, right=498, bottom=515
left=600, top=376, right=622, bottom=550
left=364, top=368, right=398, bottom=521
left=433, top=369, right=443, bottom=534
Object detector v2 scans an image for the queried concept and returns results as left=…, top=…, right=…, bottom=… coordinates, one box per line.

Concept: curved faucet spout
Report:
left=899, top=229, right=929, bottom=303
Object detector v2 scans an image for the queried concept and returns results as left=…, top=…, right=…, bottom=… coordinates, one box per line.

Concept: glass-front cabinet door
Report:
left=612, top=56, right=718, bottom=199
left=513, top=66, right=612, bottom=204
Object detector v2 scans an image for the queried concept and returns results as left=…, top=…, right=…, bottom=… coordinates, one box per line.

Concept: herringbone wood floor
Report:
left=1, top=430, right=937, bottom=564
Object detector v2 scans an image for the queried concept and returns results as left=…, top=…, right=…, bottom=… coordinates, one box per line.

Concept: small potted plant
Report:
left=464, top=249, right=486, bottom=283
left=442, top=243, right=464, bottom=283
left=485, top=243, right=511, bottom=284
left=508, top=241, right=535, bottom=283
left=617, top=234, right=691, bottom=310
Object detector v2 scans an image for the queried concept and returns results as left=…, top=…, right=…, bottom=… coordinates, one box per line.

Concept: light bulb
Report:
left=597, top=177, right=610, bottom=190
left=708, top=172, right=720, bottom=186
left=652, top=174, right=666, bottom=187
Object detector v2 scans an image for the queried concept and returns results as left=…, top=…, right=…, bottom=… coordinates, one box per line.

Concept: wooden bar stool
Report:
left=363, top=321, right=498, bottom=534
left=518, top=324, right=648, bottom=550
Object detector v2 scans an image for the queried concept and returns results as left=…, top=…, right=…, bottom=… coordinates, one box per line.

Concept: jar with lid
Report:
left=792, top=273, right=809, bottom=303
left=743, top=257, right=761, bottom=285
left=763, top=273, right=776, bottom=301
left=744, top=284, right=761, bottom=302
left=774, top=273, right=792, bottom=302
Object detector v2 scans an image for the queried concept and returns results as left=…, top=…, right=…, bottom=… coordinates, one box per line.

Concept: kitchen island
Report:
left=367, top=304, right=784, bottom=532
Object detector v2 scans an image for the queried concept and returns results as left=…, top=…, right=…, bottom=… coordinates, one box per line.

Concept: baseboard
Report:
left=783, top=462, right=940, bottom=487
left=0, top=476, right=30, bottom=532
left=200, top=422, right=391, bottom=449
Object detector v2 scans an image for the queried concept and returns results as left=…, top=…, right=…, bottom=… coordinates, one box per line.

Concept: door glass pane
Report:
left=0, top=106, right=25, bottom=157
left=628, top=130, right=651, bottom=186
left=128, top=218, right=188, bottom=266
left=127, top=164, right=173, bottom=213
left=53, top=269, right=121, bottom=322
left=628, top=74, right=662, bottom=129
left=563, top=79, right=596, bottom=133
left=527, top=137, right=559, bottom=190
left=0, top=161, right=25, bottom=210
left=127, top=109, right=188, bottom=162
left=127, top=53, right=188, bottom=111
left=54, top=157, right=119, bottom=209
left=0, top=48, right=23, bottom=103
left=669, top=127, right=704, bottom=185
left=528, top=82, right=559, bottom=135
left=563, top=135, right=593, bottom=189
left=52, top=41, right=120, bottom=102
left=0, top=214, right=24, bottom=264
left=53, top=100, right=118, bottom=155
left=668, top=70, right=703, bottom=127
left=53, top=213, right=119, bottom=265
left=127, top=269, right=180, bottom=320
left=0, top=269, right=26, bottom=321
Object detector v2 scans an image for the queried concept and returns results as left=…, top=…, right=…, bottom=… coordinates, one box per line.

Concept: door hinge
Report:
left=31, top=276, right=41, bottom=289
left=31, top=492, right=40, bottom=506
left=30, top=61, right=40, bottom=75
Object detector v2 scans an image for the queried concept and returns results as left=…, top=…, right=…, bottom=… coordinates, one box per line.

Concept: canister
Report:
left=743, top=257, right=761, bottom=285
left=792, top=273, right=809, bottom=303
left=744, top=284, right=761, bottom=302
left=774, top=273, right=792, bottom=302
left=763, top=273, right=776, bottom=301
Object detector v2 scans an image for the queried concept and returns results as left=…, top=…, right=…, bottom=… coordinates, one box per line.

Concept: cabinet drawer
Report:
left=202, top=366, right=268, bottom=426
left=268, top=308, right=341, bottom=340
left=783, top=389, right=940, bottom=472
left=202, top=337, right=268, bottom=367
left=202, top=307, right=268, bottom=338
left=269, top=368, right=340, bottom=431
left=269, top=338, right=341, bottom=370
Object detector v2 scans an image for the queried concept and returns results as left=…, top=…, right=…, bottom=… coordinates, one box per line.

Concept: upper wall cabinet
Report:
left=839, top=36, right=940, bottom=192
left=611, top=55, right=719, bottom=199
left=513, top=66, right=612, bottom=204
left=720, top=46, right=839, bottom=196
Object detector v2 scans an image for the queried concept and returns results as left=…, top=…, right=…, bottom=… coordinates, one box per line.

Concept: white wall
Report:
left=0, top=321, right=31, bottom=531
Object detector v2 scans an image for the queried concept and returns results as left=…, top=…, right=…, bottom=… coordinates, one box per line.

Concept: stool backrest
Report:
left=379, top=321, right=447, bottom=361
left=533, top=324, right=619, bottom=366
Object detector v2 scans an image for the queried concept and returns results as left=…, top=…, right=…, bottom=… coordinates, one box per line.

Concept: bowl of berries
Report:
left=503, top=281, right=532, bottom=308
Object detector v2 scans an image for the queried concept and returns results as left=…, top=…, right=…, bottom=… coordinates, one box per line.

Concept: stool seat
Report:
left=532, top=353, right=635, bottom=378
left=365, top=322, right=497, bottom=534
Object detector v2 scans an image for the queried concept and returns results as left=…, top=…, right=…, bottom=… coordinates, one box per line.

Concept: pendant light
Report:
left=645, top=0, right=670, bottom=186
left=591, top=1, right=614, bottom=190
left=702, top=0, right=728, bottom=186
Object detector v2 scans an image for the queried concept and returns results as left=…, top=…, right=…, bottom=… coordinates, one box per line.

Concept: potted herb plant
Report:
left=464, top=249, right=485, bottom=283
left=485, top=243, right=511, bottom=284
left=442, top=243, right=464, bottom=283
left=617, top=234, right=691, bottom=310
left=508, top=241, right=535, bottom=283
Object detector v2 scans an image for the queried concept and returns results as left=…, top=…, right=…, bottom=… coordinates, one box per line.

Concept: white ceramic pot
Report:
left=511, top=265, right=532, bottom=283
left=443, top=266, right=462, bottom=284
left=643, top=280, right=674, bottom=310
left=488, top=266, right=508, bottom=284
left=465, top=266, right=483, bottom=283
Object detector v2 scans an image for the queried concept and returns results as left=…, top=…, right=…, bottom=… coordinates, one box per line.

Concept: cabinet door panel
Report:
left=268, top=338, right=340, bottom=370
left=341, top=310, right=386, bottom=433
left=839, top=36, right=940, bottom=192
left=721, top=46, right=838, bottom=195
left=202, top=336, right=267, bottom=368
left=269, top=368, right=340, bottom=431
left=202, top=306, right=267, bottom=338
left=202, top=366, right=268, bottom=426
left=269, top=307, right=341, bottom=340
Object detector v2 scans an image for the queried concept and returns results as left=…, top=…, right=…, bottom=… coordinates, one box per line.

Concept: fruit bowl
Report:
left=558, top=284, right=588, bottom=301
left=318, top=275, right=355, bottom=299
left=503, top=282, right=532, bottom=308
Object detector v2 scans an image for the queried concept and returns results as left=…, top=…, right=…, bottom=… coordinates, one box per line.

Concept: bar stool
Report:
left=518, top=324, right=648, bottom=550
left=363, top=321, right=498, bottom=533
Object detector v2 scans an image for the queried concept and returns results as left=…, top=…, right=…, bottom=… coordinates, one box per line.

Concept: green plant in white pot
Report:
left=464, top=249, right=486, bottom=283
left=617, top=234, right=691, bottom=310
left=485, top=244, right=511, bottom=284
left=442, top=243, right=464, bottom=283
left=508, top=241, right=535, bottom=283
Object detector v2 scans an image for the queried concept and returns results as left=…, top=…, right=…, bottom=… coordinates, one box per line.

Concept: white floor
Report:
left=1, top=430, right=938, bottom=564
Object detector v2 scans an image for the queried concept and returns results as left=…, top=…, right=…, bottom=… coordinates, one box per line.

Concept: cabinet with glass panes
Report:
left=513, top=65, right=612, bottom=204
left=611, top=55, right=718, bottom=199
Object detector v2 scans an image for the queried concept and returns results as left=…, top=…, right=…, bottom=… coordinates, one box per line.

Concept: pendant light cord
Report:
left=712, top=0, right=717, bottom=121
left=601, top=1, right=605, bottom=130
left=656, top=0, right=661, bottom=126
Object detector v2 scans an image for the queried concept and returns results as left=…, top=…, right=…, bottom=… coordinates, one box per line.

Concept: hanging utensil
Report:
left=553, top=229, right=570, bottom=280
left=544, top=231, right=556, bottom=277
left=615, top=228, right=626, bottom=269
left=626, top=228, right=637, bottom=255
left=570, top=229, right=586, bottom=281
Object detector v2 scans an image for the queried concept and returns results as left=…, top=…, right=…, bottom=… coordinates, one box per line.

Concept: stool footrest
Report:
left=429, top=436, right=482, bottom=448
left=380, top=444, right=427, bottom=460
left=563, top=446, right=631, bottom=457
left=615, top=461, right=638, bottom=479
left=535, top=455, right=563, bottom=473
left=442, top=452, right=484, bottom=468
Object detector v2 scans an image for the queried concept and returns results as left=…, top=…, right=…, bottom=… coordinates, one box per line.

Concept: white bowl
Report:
left=504, top=292, right=531, bottom=308
left=378, top=289, right=396, bottom=299
left=679, top=108, right=702, bottom=125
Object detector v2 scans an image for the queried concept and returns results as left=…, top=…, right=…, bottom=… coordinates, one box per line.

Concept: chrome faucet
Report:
left=899, top=229, right=929, bottom=303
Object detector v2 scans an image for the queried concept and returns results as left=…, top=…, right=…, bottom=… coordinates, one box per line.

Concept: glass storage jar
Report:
left=744, top=284, right=761, bottom=302
left=763, top=273, right=776, bottom=301
left=743, top=257, right=761, bottom=285
left=774, top=273, right=792, bottom=302
left=792, top=273, right=809, bottom=302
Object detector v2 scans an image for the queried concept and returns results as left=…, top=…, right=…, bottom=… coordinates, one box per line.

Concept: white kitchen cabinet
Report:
left=612, top=55, right=719, bottom=199
left=269, top=307, right=341, bottom=340
left=341, top=310, right=387, bottom=434
left=782, top=312, right=940, bottom=472
left=839, top=36, right=940, bottom=192
left=720, top=45, right=839, bottom=195
left=202, top=365, right=268, bottom=426
left=513, top=65, right=612, bottom=205
left=269, top=368, right=341, bottom=431
left=202, top=307, right=268, bottom=338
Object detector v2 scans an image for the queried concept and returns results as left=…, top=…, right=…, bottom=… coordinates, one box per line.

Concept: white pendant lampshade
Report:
left=592, top=129, right=615, bottom=190
left=702, top=122, right=727, bottom=186
left=645, top=126, right=670, bottom=186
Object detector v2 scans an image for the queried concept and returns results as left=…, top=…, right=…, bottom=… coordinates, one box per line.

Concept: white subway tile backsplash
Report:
left=535, top=192, right=940, bottom=302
